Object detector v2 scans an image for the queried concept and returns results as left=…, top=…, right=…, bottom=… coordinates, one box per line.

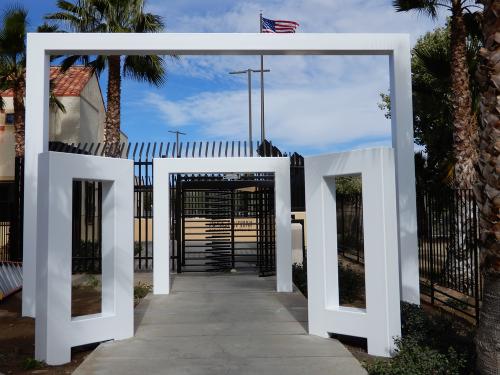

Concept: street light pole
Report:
left=229, top=68, right=270, bottom=156
left=168, top=130, right=186, bottom=158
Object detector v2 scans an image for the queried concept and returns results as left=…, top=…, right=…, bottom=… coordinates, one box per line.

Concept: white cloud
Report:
left=140, top=0, right=447, bottom=152
left=143, top=76, right=391, bottom=151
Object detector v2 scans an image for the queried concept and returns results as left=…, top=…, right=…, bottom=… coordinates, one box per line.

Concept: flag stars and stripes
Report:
left=262, top=17, right=299, bottom=33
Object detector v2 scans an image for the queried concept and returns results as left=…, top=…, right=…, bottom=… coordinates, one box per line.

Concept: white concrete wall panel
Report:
left=35, top=152, right=134, bottom=365
left=305, top=148, right=401, bottom=357
left=153, top=157, right=292, bottom=294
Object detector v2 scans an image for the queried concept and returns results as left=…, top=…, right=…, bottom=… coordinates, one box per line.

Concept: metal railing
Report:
left=335, top=188, right=482, bottom=322
left=33, top=141, right=304, bottom=274
left=417, top=188, right=482, bottom=321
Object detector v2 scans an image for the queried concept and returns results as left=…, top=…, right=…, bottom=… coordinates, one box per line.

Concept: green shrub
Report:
left=134, top=282, right=152, bottom=305
left=292, top=261, right=366, bottom=304
left=400, top=302, right=474, bottom=372
left=84, top=274, right=101, bottom=289
left=134, top=242, right=143, bottom=256
left=366, top=338, right=465, bottom=375
left=292, top=263, right=307, bottom=296
left=22, top=357, right=45, bottom=370
left=338, top=262, right=365, bottom=304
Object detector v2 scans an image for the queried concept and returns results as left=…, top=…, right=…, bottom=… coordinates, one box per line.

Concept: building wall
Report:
left=49, top=97, right=81, bottom=144
left=0, top=97, right=15, bottom=181
left=79, top=74, right=105, bottom=144
left=0, top=74, right=106, bottom=181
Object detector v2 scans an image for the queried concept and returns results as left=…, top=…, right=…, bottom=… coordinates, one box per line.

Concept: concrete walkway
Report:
left=74, top=273, right=366, bottom=375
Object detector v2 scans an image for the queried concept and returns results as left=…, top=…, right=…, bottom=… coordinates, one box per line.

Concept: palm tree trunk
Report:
left=450, top=0, right=478, bottom=189
left=474, top=1, right=500, bottom=374
left=443, top=1, right=481, bottom=291
left=104, top=55, right=122, bottom=157
left=13, top=81, right=25, bottom=158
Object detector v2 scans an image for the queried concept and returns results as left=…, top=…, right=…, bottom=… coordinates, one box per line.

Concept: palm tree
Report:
left=0, top=6, right=29, bottom=159
left=474, top=1, right=499, bottom=373
left=46, top=0, right=167, bottom=156
left=393, top=0, right=482, bottom=189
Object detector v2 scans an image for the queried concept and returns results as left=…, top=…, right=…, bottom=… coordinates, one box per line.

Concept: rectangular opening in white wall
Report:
left=170, top=172, right=276, bottom=276
left=71, top=180, right=102, bottom=318
left=335, top=175, right=366, bottom=309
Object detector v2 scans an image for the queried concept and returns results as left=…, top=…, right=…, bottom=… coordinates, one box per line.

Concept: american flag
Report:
left=262, top=17, right=299, bottom=33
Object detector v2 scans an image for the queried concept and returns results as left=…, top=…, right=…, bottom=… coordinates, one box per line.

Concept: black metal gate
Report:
left=175, top=174, right=275, bottom=276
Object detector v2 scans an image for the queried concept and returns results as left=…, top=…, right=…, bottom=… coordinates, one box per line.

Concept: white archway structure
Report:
left=153, top=157, right=292, bottom=294
left=24, top=33, right=420, bottom=318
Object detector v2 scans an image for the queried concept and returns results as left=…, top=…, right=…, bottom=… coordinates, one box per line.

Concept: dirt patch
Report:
left=0, top=287, right=101, bottom=374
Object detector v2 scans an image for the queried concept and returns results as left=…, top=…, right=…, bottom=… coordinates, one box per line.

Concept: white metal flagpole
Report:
left=259, top=12, right=266, bottom=144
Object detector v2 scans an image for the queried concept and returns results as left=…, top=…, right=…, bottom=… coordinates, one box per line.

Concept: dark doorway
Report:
left=174, top=174, right=275, bottom=276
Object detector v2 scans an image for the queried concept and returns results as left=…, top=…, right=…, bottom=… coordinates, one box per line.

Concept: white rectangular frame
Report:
left=152, top=157, right=292, bottom=294
left=35, top=152, right=134, bottom=365
left=305, top=148, right=401, bottom=357
left=24, top=32, right=419, bottom=317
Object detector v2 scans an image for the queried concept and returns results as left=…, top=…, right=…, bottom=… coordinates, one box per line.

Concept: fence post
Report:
left=472, top=190, right=480, bottom=323
left=427, top=191, right=435, bottom=305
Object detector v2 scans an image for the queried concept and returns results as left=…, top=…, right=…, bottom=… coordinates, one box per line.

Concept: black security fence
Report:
left=336, top=193, right=364, bottom=263
left=335, top=187, right=482, bottom=322
left=72, top=180, right=103, bottom=273
left=417, top=188, right=482, bottom=321
left=0, top=157, right=23, bottom=262
left=32, top=141, right=304, bottom=274
left=175, top=175, right=276, bottom=275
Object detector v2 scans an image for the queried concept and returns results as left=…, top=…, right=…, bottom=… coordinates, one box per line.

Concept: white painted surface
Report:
left=291, top=223, right=304, bottom=265
left=25, top=32, right=419, bottom=318
left=35, top=152, right=134, bottom=365
left=305, top=148, right=401, bottom=357
left=153, top=157, right=292, bottom=294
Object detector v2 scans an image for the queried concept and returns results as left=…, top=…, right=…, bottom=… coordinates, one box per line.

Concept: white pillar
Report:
left=390, top=36, right=420, bottom=304
left=23, top=39, right=50, bottom=317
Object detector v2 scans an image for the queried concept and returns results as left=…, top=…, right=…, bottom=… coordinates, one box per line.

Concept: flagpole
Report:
left=259, top=12, right=266, bottom=145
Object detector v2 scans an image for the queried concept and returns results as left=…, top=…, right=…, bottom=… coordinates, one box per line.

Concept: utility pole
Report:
left=259, top=12, right=266, bottom=144
left=229, top=68, right=270, bottom=156
left=168, top=130, right=186, bottom=158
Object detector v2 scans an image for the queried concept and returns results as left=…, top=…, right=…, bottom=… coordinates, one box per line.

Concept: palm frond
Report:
left=60, top=54, right=89, bottom=71
left=0, top=5, right=28, bottom=55
left=37, top=22, right=60, bottom=33
left=123, top=55, right=165, bottom=87
left=134, top=13, right=164, bottom=33
left=463, top=11, right=483, bottom=41
left=392, top=0, right=443, bottom=18
left=49, top=91, right=66, bottom=113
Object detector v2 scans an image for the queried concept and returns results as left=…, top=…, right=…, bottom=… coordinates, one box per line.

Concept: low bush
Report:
left=338, top=262, right=365, bottom=304
left=292, top=261, right=365, bottom=304
left=366, top=338, right=465, bottom=375
left=366, top=303, right=474, bottom=375
left=134, top=281, right=152, bottom=306
left=292, top=263, right=307, bottom=296
left=22, top=357, right=45, bottom=370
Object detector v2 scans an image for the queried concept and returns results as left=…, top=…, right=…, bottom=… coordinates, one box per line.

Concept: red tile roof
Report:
left=1, top=66, right=93, bottom=97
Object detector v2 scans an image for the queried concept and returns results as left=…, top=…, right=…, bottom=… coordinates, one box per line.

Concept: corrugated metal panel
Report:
left=0, top=261, right=22, bottom=300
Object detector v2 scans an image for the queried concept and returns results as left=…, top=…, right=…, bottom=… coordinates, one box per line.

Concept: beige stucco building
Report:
left=0, top=66, right=126, bottom=181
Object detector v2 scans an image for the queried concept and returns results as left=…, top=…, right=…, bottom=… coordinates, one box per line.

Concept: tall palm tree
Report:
left=393, top=0, right=482, bottom=189
left=474, top=1, right=499, bottom=374
left=46, top=0, right=166, bottom=156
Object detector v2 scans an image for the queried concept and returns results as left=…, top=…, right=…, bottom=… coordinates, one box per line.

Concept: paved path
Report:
left=74, top=273, right=366, bottom=375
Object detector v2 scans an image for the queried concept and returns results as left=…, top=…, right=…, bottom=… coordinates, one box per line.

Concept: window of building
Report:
left=5, top=113, right=14, bottom=125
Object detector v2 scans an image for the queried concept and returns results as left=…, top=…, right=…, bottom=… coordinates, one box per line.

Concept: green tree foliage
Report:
left=379, top=24, right=481, bottom=187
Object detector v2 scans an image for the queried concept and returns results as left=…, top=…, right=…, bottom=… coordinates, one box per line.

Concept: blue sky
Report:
left=20, top=0, right=446, bottom=155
